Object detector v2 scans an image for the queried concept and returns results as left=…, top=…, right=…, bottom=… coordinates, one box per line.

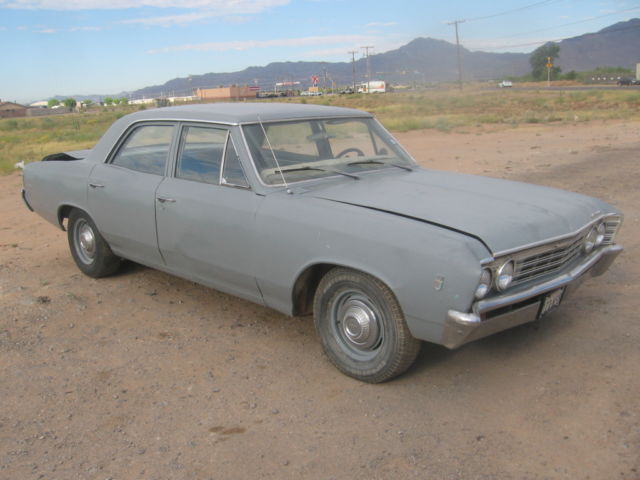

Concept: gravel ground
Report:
left=1, top=120, right=638, bottom=480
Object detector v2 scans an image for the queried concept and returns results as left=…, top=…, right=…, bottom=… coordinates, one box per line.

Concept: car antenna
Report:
left=257, top=115, right=292, bottom=194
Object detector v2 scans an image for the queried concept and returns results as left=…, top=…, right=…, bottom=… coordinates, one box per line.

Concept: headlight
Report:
left=475, top=268, right=492, bottom=299
left=584, top=223, right=605, bottom=253
left=495, top=260, right=514, bottom=291
left=595, top=223, right=605, bottom=247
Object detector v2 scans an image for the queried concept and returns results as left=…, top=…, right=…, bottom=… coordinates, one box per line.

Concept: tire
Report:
left=313, top=268, right=421, bottom=383
left=67, top=209, right=120, bottom=278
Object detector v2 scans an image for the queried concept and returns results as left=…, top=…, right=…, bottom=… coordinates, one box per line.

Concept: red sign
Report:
left=310, top=75, right=319, bottom=86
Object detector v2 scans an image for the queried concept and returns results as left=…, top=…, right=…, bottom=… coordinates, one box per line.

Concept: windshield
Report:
left=242, top=117, right=415, bottom=185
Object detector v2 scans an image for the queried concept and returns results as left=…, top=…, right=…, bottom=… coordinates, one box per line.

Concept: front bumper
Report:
left=443, top=244, right=623, bottom=349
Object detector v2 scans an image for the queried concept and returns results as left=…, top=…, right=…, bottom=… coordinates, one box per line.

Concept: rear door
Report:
left=155, top=124, right=264, bottom=303
left=88, top=122, right=176, bottom=265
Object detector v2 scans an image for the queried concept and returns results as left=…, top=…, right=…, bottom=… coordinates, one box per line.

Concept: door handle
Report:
left=156, top=197, right=176, bottom=203
left=89, top=183, right=105, bottom=189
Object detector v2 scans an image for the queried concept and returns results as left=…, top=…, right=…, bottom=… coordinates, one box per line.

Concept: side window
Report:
left=111, top=125, right=174, bottom=175
left=221, top=139, right=249, bottom=188
left=176, top=126, right=227, bottom=184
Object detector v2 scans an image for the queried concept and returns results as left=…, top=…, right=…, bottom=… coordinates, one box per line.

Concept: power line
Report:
left=477, top=17, right=640, bottom=51
left=495, top=6, right=640, bottom=41
left=465, top=0, right=564, bottom=23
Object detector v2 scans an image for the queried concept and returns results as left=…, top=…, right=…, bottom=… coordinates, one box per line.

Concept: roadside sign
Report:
left=546, top=63, right=553, bottom=68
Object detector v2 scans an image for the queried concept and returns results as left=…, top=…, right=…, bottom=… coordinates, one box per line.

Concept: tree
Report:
left=81, top=99, right=94, bottom=108
left=119, top=97, right=129, bottom=105
left=104, top=97, right=114, bottom=106
left=530, top=43, right=561, bottom=81
left=47, top=98, right=60, bottom=108
left=63, top=98, right=77, bottom=110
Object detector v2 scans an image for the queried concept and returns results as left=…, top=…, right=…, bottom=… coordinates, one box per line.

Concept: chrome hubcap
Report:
left=76, top=221, right=96, bottom=263
left=336, top=296, right=381, bottom=352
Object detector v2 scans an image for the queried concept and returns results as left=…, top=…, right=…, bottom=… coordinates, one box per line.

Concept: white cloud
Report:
left=366, top=21, right=398, bottom=27
left=1, top=0, right=289, bottom=10
left=122, top=10, right=217, bottom=26
left=148, top=34, right=373, bottom=54
left=302, top=46, right=363, bottom=58
left=69, top=25, right=102, bottom=31
left=121, top=1, right=288, bottom=26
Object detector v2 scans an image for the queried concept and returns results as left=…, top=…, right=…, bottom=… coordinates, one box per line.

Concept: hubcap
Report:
left=335, top=296, right=381, bottom=352
left=75, top=221, right=96, bottom=264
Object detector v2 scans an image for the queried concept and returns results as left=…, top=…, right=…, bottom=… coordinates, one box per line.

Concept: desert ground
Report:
left=1, top=120, right=638, bottom=479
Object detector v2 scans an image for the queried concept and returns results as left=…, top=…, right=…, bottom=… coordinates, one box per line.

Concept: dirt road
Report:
left=1, top=120, right=638, bottom=479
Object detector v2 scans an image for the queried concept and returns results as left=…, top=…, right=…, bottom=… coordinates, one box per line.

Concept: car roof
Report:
left=122, top=102, right=371, bottom=125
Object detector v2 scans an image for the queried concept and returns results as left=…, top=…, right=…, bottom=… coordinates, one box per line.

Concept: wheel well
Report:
left=57, top=205, right=76, bottom=230
left=291, top=264, right=335, bottom=316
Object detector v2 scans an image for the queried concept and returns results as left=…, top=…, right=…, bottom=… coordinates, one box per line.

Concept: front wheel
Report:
left=313, top=268, right=421, bottom=383
left=67, top=209, right=120, bottom=278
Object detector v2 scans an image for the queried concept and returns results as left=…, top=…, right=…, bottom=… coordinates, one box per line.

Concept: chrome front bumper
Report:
left=443, top=244, right=623, bottom=349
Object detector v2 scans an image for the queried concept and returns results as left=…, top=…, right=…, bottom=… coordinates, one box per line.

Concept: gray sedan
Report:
left=22, top=103, right=623, bottom=382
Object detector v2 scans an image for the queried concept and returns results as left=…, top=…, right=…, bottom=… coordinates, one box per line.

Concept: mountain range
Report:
left=63, top=19, right=640, bottom=102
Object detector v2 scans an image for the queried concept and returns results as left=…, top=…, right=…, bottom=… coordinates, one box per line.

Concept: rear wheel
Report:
left=313, top=268, right=420, bottom=383
left=67, top=209, right=120, bottom=278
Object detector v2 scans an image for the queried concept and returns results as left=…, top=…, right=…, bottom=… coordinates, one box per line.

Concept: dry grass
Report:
left=0, top=109, right=130, bottom=174
left=3, top=87, right=640, bottom=173
left=294, top=87, right=640, bottom=132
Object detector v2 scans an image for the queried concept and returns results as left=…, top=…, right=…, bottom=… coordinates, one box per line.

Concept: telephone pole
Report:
left=348, top=50, right=357, bottom=91
left=447, top=19, right=465, bottom=91
left=361, top=45, right=374, bottom=85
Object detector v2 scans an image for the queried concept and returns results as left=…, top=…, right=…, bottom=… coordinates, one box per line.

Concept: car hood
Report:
left=302, top=168, right=611, bottom=254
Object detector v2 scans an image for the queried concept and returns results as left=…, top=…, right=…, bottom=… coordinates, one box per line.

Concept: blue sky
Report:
left=1, top=0, right=639, bottom=103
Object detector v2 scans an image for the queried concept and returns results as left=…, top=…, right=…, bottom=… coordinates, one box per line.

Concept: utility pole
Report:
left=447, top=19, right=465, bottom=91
left=361, top=45, right=374, bottom=89
left=348, top=50, right=357, bottom=91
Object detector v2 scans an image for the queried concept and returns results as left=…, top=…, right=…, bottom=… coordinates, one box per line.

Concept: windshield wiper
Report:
left=275, top=165, right=359, bottom=180
left=347, top=159, right=413, bottom=172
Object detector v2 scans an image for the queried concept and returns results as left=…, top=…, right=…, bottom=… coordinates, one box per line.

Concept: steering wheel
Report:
left=336, top=148, right=365, bottom=158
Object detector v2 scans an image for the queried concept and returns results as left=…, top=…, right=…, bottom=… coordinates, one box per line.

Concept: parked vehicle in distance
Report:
left=617, top=78, right=636, bottom=86
left=498, top=80, right=513, bottom=88
left=22, top=103, right=623, bottom=383
left=357, top=80, right=386, bottom=93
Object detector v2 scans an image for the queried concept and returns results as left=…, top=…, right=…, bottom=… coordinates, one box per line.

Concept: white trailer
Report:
left=358, top=80, right=386, bottom=93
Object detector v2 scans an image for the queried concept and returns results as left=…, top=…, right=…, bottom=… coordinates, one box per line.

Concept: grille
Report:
left=509, top=215, right=621, bottom=287
left=603, top=218, right=621, bottom=245
left=512, top=232, right=586, bottom=286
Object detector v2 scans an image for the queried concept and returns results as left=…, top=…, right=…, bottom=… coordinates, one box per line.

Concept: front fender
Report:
left=254, top=194, right=490, bottom=343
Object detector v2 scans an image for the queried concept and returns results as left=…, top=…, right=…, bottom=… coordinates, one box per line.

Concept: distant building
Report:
left=167, top=95, right=197, bottom=104
left=29, top=100, right=49, bottom=108
left=196, top=86, right=256, bottom=101
left=0, top=101, right=28, bottom=118
left=130, top=98, right=155, bottom=106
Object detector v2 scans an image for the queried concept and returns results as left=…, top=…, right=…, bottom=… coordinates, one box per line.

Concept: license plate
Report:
left=538, top=288, right=565, bottom=319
